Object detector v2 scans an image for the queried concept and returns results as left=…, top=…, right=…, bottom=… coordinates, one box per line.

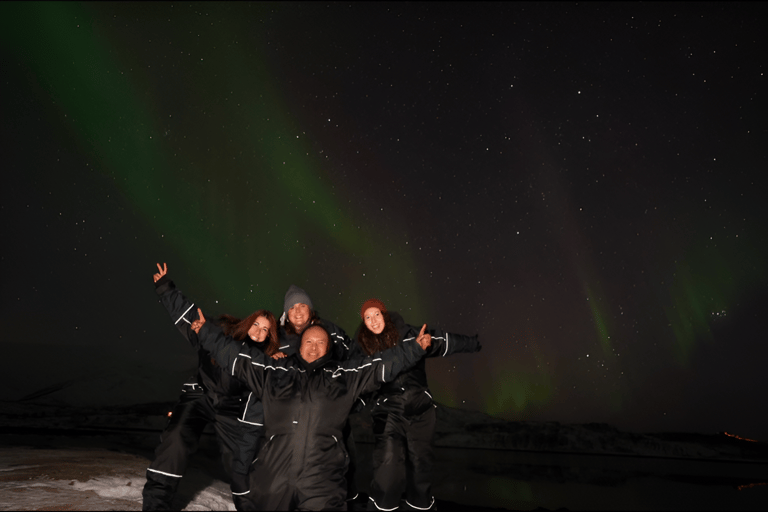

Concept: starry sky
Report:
left=2, top=2, right=767, bottom=440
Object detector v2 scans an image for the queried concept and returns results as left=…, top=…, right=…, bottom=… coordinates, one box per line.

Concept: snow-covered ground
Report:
left=2, top=400, right=768, bottom=510
left=0, top=446, right=235, bottom=511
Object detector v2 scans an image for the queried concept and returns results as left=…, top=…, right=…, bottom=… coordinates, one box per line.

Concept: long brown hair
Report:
left=357, top=311, right=400, bottom=356
left=217, top=310, right=280, bottom=356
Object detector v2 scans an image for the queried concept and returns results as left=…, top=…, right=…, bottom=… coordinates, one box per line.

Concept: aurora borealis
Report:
left=2, top=2, right=767, bottom=441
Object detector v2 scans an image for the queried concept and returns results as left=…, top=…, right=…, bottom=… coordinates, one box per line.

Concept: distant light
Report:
left=723, top=431, right=758, bottom=443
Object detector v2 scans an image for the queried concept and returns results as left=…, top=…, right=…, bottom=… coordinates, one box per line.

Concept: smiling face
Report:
left=247, top=315, right=271, bottom=343
left=299, top=325, right=329, bottom=363
left=288, top=303, right=311, bottom=333
left=363, top=307, right=385, bottom=335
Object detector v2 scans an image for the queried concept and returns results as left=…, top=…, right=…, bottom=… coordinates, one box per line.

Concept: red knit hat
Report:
left=360, top=298, right=387, bottom=320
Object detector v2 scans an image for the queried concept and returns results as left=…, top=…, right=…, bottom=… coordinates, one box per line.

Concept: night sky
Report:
left=2, top=2, right=767, bottom=441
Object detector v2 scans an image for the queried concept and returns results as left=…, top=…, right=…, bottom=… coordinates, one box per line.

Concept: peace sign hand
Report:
left=191, top=308, right=206, bottom=334
left=416, top=324, right=431, bottom=350
left=153, top=262, right=168, bottom=283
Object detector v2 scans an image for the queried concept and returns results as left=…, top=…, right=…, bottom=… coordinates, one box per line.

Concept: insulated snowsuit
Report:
left=143, top=276, right=266, bottom=511
left=351, top=312, right=481, bottom=511
left=160, top=288, right=428, bottom=510
left=278, top=319, right=361, bottom=502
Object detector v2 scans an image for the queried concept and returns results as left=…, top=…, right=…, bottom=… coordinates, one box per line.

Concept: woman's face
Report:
left=363, top=307, right=385, bottom=335
left=248, top=315, right=271, bottom=343
left=288, top=303, right=311, bottom=333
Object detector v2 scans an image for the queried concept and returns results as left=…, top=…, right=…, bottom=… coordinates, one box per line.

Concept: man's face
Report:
left=299, top=325, right=329, bottom=363
left=363, top=307, right=385, bottom=335
left=247, top=315, right=271, bottom=343
left=288, top=303, right=311, bottom=333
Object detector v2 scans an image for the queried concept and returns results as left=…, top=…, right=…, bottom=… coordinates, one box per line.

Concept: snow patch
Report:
left=72, top=475, right=145, bottom=500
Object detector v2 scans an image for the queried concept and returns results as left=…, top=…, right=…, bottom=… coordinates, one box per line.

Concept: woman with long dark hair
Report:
left=142, top=263, right=280, bottom=511
left=353, top=298, right=481, bottom=511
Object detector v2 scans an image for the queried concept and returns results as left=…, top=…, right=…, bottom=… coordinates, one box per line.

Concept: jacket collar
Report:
left=297, top=350, right=334, bottom=373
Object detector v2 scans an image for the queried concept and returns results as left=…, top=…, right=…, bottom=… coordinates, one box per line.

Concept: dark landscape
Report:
left=1, top=2, right=767, bottom=510
left=2, top=400, right=767, bottom=511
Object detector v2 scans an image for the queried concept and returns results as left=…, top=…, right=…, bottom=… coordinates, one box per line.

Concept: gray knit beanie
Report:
left=283, top=284, right=313, bottom=319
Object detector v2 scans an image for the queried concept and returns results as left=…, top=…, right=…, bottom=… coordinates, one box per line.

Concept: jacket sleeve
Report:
left=154, top=276, right=202, bottom=348
left=197, top=321, right=269, bottom=397
left=325, top=319, right=354, bottom=361
left=276, top=327, right=299, bottom=356
left=404, top=323, right=482, bottom=359
left=347, top=321, right=367, bottom=360
left=347, top=337, right=366, bottom=360
left=339, top=338, right=427, bottom=397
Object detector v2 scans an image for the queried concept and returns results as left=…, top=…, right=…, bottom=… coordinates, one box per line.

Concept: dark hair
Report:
left=284, top=309, right=321, bottom=335
left=217, top=309, right=280, bottom=356
left=356, top=310, right=400, bottom=356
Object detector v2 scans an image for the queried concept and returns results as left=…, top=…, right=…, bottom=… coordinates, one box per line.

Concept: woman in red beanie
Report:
left=353, top=298, right=481, bottom=511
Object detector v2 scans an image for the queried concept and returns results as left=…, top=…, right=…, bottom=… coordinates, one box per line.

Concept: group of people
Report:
left=142, top=262, right=481, bottom=511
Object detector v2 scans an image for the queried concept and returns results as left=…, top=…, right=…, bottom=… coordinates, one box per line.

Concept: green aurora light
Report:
left=4, top=2, right=428, bottom=333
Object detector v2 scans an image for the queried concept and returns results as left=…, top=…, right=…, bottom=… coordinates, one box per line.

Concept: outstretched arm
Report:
left=195, top=311, right=269, bottom=397
left=340, top=330, right=431, bottom=397
left=191, top=308, right=251, bottom=372
left=405, top=323, right=481, bottom=358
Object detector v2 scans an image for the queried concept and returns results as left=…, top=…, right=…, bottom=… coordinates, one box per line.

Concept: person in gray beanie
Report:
left=280, top=284, right=314, bottom=328
left=278, top=284, right=350, bottom=359
left=277, top=284, right=363, bottom=504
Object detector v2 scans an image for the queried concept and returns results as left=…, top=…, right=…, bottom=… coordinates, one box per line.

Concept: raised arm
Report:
left=152, top=263, right=202, bottom=347
left=404, top=323, right=481, bottom=358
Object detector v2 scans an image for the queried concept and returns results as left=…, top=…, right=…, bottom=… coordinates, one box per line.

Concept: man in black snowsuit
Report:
left=197, top=321, right=433, bottom=510
left=142, top=273, right=266, bottom=511
left=277, top=284, right=362, bottom=503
